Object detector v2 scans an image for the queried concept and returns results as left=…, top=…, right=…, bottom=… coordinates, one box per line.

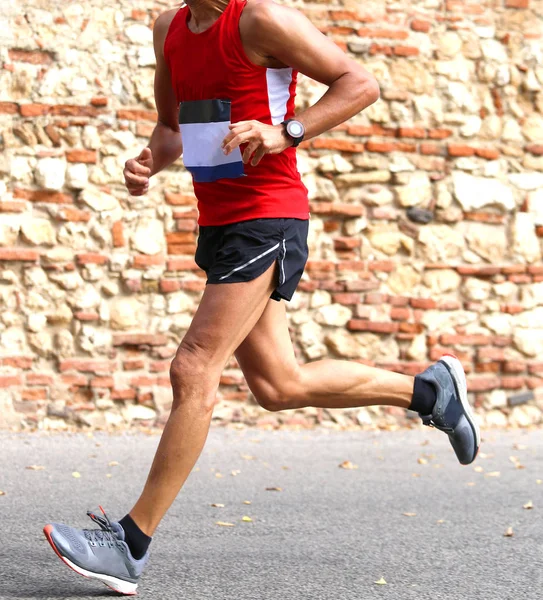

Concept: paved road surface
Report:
left=1, top=428, right=541, bottom=600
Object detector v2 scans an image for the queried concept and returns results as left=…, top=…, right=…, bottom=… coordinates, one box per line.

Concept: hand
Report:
left=123, top=148, right=153, bottom=196
left=222, top=120, right=292, bottom=167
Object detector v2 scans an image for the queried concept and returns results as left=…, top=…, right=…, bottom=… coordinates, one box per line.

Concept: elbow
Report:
left=362, top=76, right=380, bottom=107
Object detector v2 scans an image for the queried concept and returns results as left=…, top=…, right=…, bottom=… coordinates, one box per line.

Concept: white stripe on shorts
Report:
left=218, top=242, right=281, bottom=281
left=280, top=239, right=286, bottom=285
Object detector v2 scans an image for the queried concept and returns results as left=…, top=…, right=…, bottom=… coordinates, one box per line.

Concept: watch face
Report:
left=287, top=121, right=304, bottom=138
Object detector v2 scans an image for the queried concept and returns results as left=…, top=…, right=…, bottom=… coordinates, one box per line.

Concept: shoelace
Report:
left=421, top=414, right=453, bottom=433
left=83, top=506, right=118, bottom=543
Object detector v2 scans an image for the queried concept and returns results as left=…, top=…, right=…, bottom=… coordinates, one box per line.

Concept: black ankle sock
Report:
left=119, top=514, right=152, bottom=560
left=410, top=377, right=437, bottom=416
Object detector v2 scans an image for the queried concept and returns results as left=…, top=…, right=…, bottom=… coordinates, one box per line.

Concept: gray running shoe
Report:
left=44, top=507, right=148, bottom=595
left=415, top=354, right=481, bottom=465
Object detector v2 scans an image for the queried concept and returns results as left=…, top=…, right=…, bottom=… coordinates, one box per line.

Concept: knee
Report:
left=252, top=374, right=303, bottom=413
left=169, top=340, right=219, bottom=411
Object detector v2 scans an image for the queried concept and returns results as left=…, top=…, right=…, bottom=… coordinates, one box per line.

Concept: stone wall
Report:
left=0, top=0, right=542, bottom=430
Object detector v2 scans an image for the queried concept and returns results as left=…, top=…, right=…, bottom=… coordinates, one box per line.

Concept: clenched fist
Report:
left=124, top=148, right=153, bottom=196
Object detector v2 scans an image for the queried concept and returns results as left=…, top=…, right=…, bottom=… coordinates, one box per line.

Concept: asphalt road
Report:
left=1, top=427, right=541, bottom=600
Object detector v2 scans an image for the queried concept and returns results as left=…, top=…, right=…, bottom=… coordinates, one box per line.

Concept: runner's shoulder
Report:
left=154, top=8, right=181, bottom=43
left=243, top=0, right=296, bottom=30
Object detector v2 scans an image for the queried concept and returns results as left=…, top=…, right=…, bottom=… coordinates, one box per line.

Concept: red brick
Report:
left=410, top=298, right=437, bottom=309
left=20, top=103, right=50, bottom=117
left=168, top=244, right=196, bottom=255
left=411, top=19, right=431, bottom=32
left=14, top=188, right=73, bottom=204
left=50, top=105, right=100, bottom=117
left=508, top=274, right=531, bottom=284
left=56, top=207, right=91, bottom=222
left=26, top=373, right=53, bottom=386
left=456, top=265, right=501, bottom=276
left=90, top=96, right=108, bottom=107
left=475, top=148, right=500, bottom=160
left=527, top=265, right=543, bottom=275
left=500, top=376, right=525, bottom=389
left=130, top=376, right=157, bottom=387
left=347, top=320, right=399, bottom=333
left=2, top=356, right=33, bottom=369
left=501, top=265, right=526, bottom=274
left=358, top=28, right=409, bottom=39
left=59, top=359, right=114, bottom=374
left=365, top=140, right=398, bottom=153
left=175, top=219, right=197, bottom=232
left=528, top=362, right=543, bottom=374
left=166, top=258, right=200, bottom=271
left=501, top=304, right=524, bottom=315
left=344, top=280, right=381, bottom=292
left=74, top=311, right=100, bottom=321
left=312, top=138, right=365, bottom=153
left=8, top=49, right=52, bottom=64
left=165, top=193, right=198, bottom=206
left=438, top=300, right=461, bottom=311
left=536, top=226, right=543, bottom=238
left=113, top=334, right=168, bottom=347
left=133, top=254, right=165, bottom=268
left=123, top=359, right=145, bottom=370
left=66, top=149, right=97, bottom=164
left=336, top=261, right=366, bottom=272
left=334, top=237, right=361, bottom=250
left=90, top=377, right=114, bottom=388
left=166, top=232, right=195, bottom=245
left=331, top=293, right=361, bottom=305
left=463, top=212, right=505, bottom=224
left=475, top=362, right=500, bottom=374
left=329, top=9, right=360, bottom=20
left=173, top=209, right=199, bottom=221
left=526, top=377, right=543, bottom=389
left=448, top=144, right=475, bottom=157
left=22, top=388, right=47, bottom=400
left=440, top=334, right=490, bottom=346
left=309, top=202, right=365, bottom=217
left=61, top=374, right=88, bottom=387
left=397, top=127, right=426, bottom=138
left=150, top=361, right=170, bottom=373
left=504, top=361, right=527, bottom=373
left=76, top=253, right=108, bottom=265
left=420, top=143, right=442, bottom=155
left=400, top=323, right=425, bottom=334
left=365, top=292, right=388, bottom=304
left=319, top=25, right=356, bottom=35
left=111, top=388, right=137, bottom=400
left=390, top=296, right=410, bottom=306
left=390, top=307, right=410, bottom=320
left=394, top=46, right=420, bottom=56
left=368, top=260, right=395, bottom=272
left=526, top=144, right=543, bottom=155
left=428, top=129, right=453, bottom=140
left=0, top=102, right=18, bottom=114
left=467, top=376, right=501, bottom=392
left=117, top=109, right=157, bottom=121
left=0, top=200, right=26, bottom=213
left=0, top=374, right=23, bottom=387
left=0, top=248, right=39, bottom=262
left=112, top=221, right=125, bottom=247
left=477, top=347, right=505, bottom=361
left=505, top=0, right=529, bottom=7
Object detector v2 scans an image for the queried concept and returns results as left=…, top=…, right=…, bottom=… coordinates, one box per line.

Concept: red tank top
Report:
left=164, top=0, right=309, bottom=226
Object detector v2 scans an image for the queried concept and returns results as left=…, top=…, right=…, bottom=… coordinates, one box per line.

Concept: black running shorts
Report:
left=194, top=217, right=309, bottom=302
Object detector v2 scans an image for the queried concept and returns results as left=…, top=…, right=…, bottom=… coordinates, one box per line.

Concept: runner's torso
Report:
left=163, top=0, right=309, bottom=226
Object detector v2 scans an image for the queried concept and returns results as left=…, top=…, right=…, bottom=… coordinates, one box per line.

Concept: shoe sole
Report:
left=43, top=525, right=138, bottom=596
left=439, top=354, right=481, bottom=464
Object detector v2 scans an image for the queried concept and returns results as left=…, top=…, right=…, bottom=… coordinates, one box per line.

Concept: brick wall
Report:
left=0, top=0, right=542, bottom=430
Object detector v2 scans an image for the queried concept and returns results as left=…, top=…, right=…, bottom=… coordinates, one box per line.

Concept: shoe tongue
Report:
left=111, top=521, right=126, bottom=541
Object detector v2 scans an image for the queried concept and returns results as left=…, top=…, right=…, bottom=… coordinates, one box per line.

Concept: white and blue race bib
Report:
left=179, top=99, right=245, bottom=183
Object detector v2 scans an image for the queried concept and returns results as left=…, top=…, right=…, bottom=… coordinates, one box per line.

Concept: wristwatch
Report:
left=281, top=119, right=305, bottom=147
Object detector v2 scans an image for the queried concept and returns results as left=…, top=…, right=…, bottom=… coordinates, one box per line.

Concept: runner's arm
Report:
left=147, top=12, right=183, bottom=176
left=244, top=2, right=379, bottom=140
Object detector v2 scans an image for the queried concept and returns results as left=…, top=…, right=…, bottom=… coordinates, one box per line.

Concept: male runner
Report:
left=44, top=0, right=480, bottom=594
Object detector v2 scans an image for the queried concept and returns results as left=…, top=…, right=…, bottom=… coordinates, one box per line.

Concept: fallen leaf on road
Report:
left=403, top=512, right=416, bottom=517
left=243, top=500, right=252, bottom=505
left=466, top=482, right=476, bottom=487
left=211, top=503, right=225, bottom=508
left=241, top=455, right=255, bottom=460
left=72, top=472, right=81, bottom=478
left=516, top=464, right=525, bottom=470
left=26, top=465, right=45, bottom=471
left=537, top=480, right=542, bottom=485
left=106, top=474, right=112, bottom=478
left=266, top=487, right=282, bottom=492
left=281, top=466, right=289, bottom=470
left=242, top=516, right=253, bottom=522
left=194, top=467, right=200, bottom=472
left=412, top=473, right=421, bottom=478
left=504, top=527, right=514, bottom=537
left=216, top=521, right=235, bottom=527
left=108, top=461, right=119, bottom=467
left=417, top=458, right=428, bottom=465
left=374, top=577, right=387, bottom=585
left=339, top=461, right=358, bottom=470
left=215, top=473, right=223, bottom=478
left=436, top=519, right=445, bottom=524
left=523, top=500, right=533, bottom=510
left=231, top=470, right=241, bottom=476
left=485, top=471, right=501, bottom=478
left=0, top=491, right=5, bottom=496
left=513, top=443, right=527, bottom=450
left=473, top=466, right=484, bottom=473
left=479, top=452, right=494, bottom=459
